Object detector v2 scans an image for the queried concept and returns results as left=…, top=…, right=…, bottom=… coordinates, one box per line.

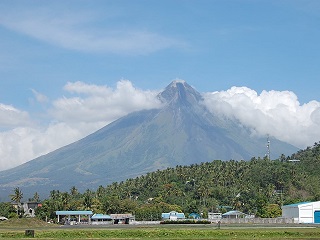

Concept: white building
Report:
left=91, top=214, right=113, bottom=225
left=282, top=201, right=320, bottom=223
left=161, top=211, right=185, bottom=221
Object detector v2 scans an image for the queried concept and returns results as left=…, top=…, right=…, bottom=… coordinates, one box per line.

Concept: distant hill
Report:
left=0, top=80, right=297, bottom=201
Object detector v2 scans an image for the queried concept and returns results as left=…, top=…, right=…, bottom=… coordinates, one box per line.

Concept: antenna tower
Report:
left=266, top=135, right=270, bottom=160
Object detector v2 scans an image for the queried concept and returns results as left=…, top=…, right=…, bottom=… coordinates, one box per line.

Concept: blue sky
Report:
left=0, top=0, right=320, bottom=170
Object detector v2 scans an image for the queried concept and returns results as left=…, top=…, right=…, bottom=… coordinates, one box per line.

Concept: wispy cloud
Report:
left=31, top=89, right=49, bottom=104
left=0, top=6, right=185, bottom=55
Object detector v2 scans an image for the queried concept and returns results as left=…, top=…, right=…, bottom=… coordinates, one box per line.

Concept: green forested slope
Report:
left=102, top=152, right=319, bottom=218
left=16, top=142, right=320, bottom=221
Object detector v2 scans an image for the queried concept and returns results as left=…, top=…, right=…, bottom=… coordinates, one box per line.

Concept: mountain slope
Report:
left=0, top=81, right=298, bottom=200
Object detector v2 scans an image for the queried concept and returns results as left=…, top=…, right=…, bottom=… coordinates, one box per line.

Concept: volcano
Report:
left=0, top=80, right=297, bottom=200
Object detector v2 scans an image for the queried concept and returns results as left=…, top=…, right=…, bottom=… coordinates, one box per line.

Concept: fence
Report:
left=218, top=218, right=296, bottom=224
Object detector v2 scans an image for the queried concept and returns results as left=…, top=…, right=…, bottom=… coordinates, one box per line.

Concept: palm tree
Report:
left=96, top=185, right=105, bottom=198
left=60, top=192, right=70, bottom=210
left=83, top=189, right=93, bottom=210
left=10, top=187, right=23, bottom=204
left=10, top=187, right=23, bottom=216
left=50, top=190, right=60, bottom=200
left=70, top=186, right=78, bottom=197
left=32, top=192, right=40, bottom=202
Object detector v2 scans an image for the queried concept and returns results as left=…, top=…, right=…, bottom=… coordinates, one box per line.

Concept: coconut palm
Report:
left=32, top=192, right=40, bottom=202
left=10, top=187, right=23, bottom=204
left=10, top=187, right=23, bottom=216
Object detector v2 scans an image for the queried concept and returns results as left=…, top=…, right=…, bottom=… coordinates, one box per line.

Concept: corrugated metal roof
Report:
left=91, top=214, right=111, bottom=220
left=222, top=210, right=244, bottom=216
left=283, top=202, right=311, bottom=207
left=161, top=211, right=185, bottom=219
left=110, top=214, right=133, bottom=219
left=56, top=210, right=93, bottom=215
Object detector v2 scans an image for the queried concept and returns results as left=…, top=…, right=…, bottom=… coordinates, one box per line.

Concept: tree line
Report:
left=2, top=142, right=320, bottom=221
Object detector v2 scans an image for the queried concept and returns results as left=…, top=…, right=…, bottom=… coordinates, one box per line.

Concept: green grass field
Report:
left=1, top=219, right=320, bottom=239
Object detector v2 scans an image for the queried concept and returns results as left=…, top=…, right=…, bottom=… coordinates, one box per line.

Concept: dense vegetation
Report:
left=3, top=142, right=320, bottom=222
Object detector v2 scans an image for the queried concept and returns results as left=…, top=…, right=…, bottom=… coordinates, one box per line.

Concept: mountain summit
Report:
left=158, top=80, right=203, bottom=106
left=0, top=81, right=297, bottom=199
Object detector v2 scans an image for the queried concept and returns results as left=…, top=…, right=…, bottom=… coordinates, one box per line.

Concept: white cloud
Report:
left=0, top=80, right=162, bottom=171
left=202, top=86, right=320, bottom=148
left=0, top=103, right=32, bottom=128
left=0, top=7, right=184, bottom=55
left=0, top=122, right=104, bottom=171
left=51, top=80, right=163, bottom=123
left=1, top=82, right=320, bottom=171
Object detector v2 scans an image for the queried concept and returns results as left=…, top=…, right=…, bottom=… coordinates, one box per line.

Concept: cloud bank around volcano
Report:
left=0, top=80, right=319, bottom=171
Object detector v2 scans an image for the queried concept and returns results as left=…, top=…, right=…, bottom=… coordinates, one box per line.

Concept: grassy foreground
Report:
left=1, top=219, right=320, bottom=239
left=1, top=228, right=320, bottom=239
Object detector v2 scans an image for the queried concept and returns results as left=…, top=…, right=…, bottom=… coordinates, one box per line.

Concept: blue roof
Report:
left=91, top=214, right=111, bottom=220
left=56, top=210, right=93, bottom=215
left=218, top=206, right=233, bottom=211
left=189, top=213, right=201, bottom=219
left=283, top=202, right=311, bottom=207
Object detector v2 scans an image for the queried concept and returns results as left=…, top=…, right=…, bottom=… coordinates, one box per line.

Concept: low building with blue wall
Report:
left=161, top=211, right=185, bottom=220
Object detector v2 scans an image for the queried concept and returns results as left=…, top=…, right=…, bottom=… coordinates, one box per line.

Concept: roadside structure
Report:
left=222, top=210, right=245, bottom=219
left=189, top=213, right=201, bottom=219
left=110, top=213, right=135, bottom=224
left=161, top=211, right=185, bottom=220
left=11, top=201, right=41, bottom=217
left=55, top=210, right=93, bottom=224
left=208, top=212, right=222, bottom=222
left=23, top=202, right=41, bottom=217
left=91, top=214, right=113, bottom=225
left=282, top=201, right=320, bottom=223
